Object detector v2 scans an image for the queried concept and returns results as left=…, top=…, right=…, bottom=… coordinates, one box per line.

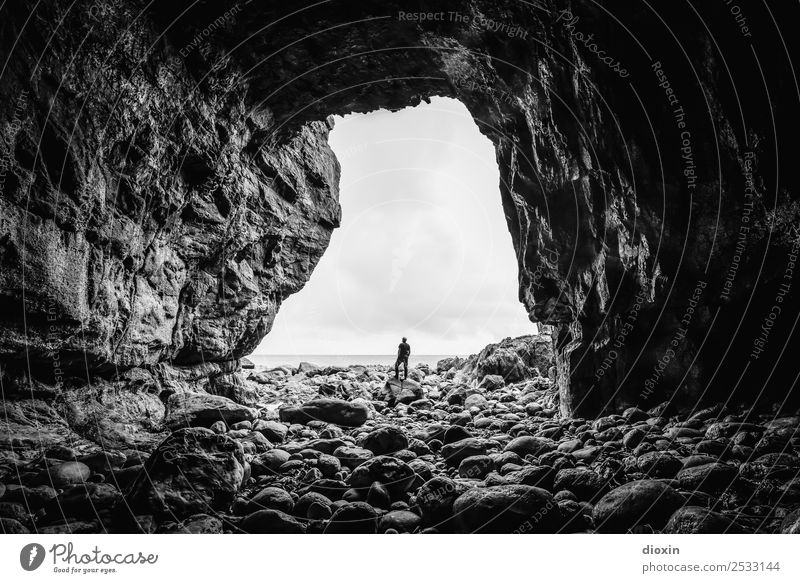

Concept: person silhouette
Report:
left=395, top=337, right=410, bottom=380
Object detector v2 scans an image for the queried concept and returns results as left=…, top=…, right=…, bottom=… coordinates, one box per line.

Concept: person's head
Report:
left=402, top=337, right=407, bottom=342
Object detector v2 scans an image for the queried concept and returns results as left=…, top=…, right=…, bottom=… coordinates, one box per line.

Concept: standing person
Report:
left=395, top=337, right=411, bottom=380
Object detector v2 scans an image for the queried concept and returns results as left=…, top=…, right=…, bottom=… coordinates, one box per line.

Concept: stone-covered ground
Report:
left=1, top=335, right=799, bottom=534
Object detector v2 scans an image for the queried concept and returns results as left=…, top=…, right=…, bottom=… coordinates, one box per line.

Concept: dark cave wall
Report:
left=0, top=0, right=798, bottom=415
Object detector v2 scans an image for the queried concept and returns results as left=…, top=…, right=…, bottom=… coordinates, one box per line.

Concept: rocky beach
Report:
left=2, top=333, right=799, bottom=534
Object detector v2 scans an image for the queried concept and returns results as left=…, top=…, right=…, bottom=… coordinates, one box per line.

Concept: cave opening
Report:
left=253, top=97, right=536, bottom=368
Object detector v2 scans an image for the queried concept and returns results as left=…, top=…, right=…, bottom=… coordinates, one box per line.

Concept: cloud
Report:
left=256, top=97, right=536, bottom=356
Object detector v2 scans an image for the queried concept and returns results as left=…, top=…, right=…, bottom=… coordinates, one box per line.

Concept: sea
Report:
left=247, top=354, right=463, bottom=369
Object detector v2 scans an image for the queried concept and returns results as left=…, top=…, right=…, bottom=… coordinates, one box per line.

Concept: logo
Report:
left=20, top=543, right=46, bottom=571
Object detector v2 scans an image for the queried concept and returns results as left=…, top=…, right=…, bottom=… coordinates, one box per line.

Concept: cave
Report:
left=1, top=0, right=800, bottom=535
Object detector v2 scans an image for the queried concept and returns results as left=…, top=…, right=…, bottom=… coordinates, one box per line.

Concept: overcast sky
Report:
left=255, top=97, right=536, bottom=356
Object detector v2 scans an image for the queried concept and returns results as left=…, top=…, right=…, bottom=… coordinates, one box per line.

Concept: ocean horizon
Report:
left=247, top=354, right=465, bottom=368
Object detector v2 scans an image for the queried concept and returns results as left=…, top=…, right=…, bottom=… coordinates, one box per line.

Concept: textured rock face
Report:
left=0, top=1, right=341, bottom=376
left=1, top=0, right=798, bottom=418
left=461, top=333, right=554, bottom=382
left=126, top=427, right=246, bottom=519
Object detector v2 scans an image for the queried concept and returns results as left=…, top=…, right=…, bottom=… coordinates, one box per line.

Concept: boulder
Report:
left=453, top=485, right=560, bottom=533
left=378, top=510, right=423, bottom=533
left=458, top=455, right=494, bottom=480
left=382, top=378, right=424, bottom=404
left=333, top=446, right=374, bottom=469
left=253, top=420, right=288, bottom=443
left=460, top=335, right=554, bottom=383
left=41, top=461, right=91, bottom=488
left=246, top=486, right=294, bottom=513
left=279, top=399, right=369, bottom=427
left=126, top=428, right=246, bottom=519
left=676, top=463, right=738, bottom=494
left=324, top=502, right=378, bottom=534
left=592, top=480, right=684, bottom=533
left=348, top=456, right=415, bottom=496
left=553, top=467, right=611, bottom=501
left=416, top=478, right=468, bottom=528
left=504, top=436, right=555, bottom=458
left=361, top=426, right=408, bottom=455
left=636, top=452, right=683, bottom=478
left=441, top=438, right=496, bottom=466
left=164, top=393, right=256, bottom=430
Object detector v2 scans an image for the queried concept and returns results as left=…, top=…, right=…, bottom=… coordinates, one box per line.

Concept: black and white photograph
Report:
left=0, top=0, right=799, bottom=580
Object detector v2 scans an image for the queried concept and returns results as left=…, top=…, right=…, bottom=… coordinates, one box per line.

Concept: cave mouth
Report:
left=253, top=97, right=536, bottom=367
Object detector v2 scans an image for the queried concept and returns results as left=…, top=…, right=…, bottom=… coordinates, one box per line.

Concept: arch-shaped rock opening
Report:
left=0, top=0, right=798, bottom=422
left=257, top=96, right=537, bottom=361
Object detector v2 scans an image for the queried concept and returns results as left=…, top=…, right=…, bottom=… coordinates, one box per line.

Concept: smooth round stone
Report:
left=623, top=407, right=650, bottom=423
left=441, top=438, right=495, bottom=466
left=45, top=461, right=91, bottom=488
left=592, top=480, right=685, bottom=533
left=416, top=476, right=467, bottom=526
left=278, top=460, right=305, bottom=472
left=694, top=439, right=731, bottom=457
left=504, top=436, right=555, bottom=457
left=453, top=485, right=560, bottom=533
left=253, top=449, right=290, bottom=474
left=377, top=510, right=423, bottom=533
left=317, top=454, right=341, bottom=478
left=458, top=455, right=494, bottom=480
left=333, top=446, right=374, bottom=469
left=676, top=463, right=737, bottom=494
left=324, top=502, right=378, bottom=534
left=443, top=426, right=473, bottom=445
left=247, top=486, right=294, bottom=513
left=558, top=438, right=582, bottom=453
left=622, top=428, right=646, bottom=449
left=361, top=426, right=408, bottom=455
left=348, top=456, right=415, bottom=496
left=553, top=467, right=610, bottom=501
left=253, top=420, right=289, bottom=443
left=492, top=451, right=523, bottom=469
left=636, top=452, right=683, bottom=478
left=293, top=492, right=332, bottom=519
left=681, top=454, right=718, bottom=469
left=464, top=394, right=489, bottom=410
left=366, top=481, right=391, bottom=509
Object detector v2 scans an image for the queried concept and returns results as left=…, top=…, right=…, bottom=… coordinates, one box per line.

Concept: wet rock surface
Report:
left=2, top=358, right=798, bottom=533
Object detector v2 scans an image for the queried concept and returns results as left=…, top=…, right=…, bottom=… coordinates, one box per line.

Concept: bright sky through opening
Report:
left=255, top=97, right=536, bottom=356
